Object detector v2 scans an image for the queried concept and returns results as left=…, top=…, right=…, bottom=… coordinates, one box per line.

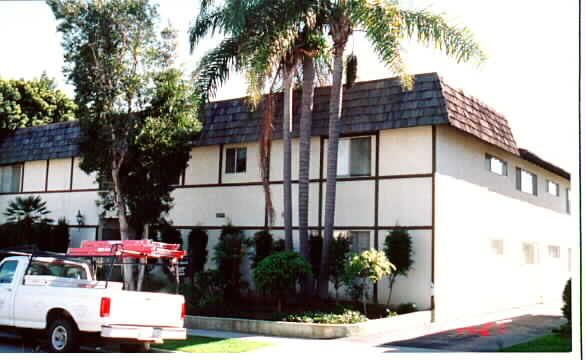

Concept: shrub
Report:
left=160, top=224, right=182, bottom=245
left=308, top=233, right=322, bottom=279
left=344, top=249, right=395, bottom=316
left=251, top=230, right=279, bottom=268
left=187, top=228, right=208, bottom=276
left=383, top=228, right=414, bottom=306
left=253, top=251, right=312, bottom=312
left=213, top=224, right=247, bottom=301
left=562, top=279, right=571, bottom=323
left=396, top=302, right=417, bottom=315
left=328, top=234, right=351, bottom=302
left=47, top=218, right=70, bottom=253
left=284, top=309, right=367, bottom=324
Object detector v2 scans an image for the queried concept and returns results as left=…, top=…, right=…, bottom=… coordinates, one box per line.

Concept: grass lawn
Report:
left=499, top=334, right=571, bottom=352
left=153, top=336, right=274, bottom=353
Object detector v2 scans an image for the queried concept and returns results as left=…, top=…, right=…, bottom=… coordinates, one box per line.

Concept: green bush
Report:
left=253, top=251, right=312, bottom=312
left=308, top=233, right=323, bottom=278
left=160, top=224, right=182, bottom=245
left=188, top=228, right=208, bottom=276
left=396, top=302, right=417, bottom=315
left=328, top=234, right=351, bottom=302
left=284, top=309, right=367, bottom=324
left=383, top=228, right=414, bottom=306
left=250, top=230, right=283, bottom=268
left=562, top=279, right=571, bottom=322
left=344, top=249, right=395, bottom=316
left=49, top=218, right=70, bottom=253
left=213, top=224, right=247, bottom=301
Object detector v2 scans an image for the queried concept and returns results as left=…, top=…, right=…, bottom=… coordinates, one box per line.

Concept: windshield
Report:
left=26, top=260, right=88, bottom=280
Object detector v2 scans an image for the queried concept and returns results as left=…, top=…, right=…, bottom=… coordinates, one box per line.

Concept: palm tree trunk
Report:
left=299, top=54, right=315, bottom=295
left=282, top=63, right=296, bottom=251
left=318, top=30, right=348, bottom=299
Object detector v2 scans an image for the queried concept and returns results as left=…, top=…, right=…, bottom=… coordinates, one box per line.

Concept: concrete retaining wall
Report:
left=184, top=310, right=432, bottom=339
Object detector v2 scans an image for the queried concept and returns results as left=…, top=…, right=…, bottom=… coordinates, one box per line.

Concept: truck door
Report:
left=0, top=260, right=19, bottom=326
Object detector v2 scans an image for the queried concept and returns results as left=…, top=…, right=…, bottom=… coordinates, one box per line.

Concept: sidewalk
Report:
left=182, top=301, right=564, bottom=355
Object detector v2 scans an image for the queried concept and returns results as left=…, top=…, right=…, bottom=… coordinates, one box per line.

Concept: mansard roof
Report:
left=0, top=73, right=569, bottom=180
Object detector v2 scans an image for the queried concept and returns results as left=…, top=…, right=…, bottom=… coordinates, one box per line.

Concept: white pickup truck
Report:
left=0, top=255, right=186, bottom=352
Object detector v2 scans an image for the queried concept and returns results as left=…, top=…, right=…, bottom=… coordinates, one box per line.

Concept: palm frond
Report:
left=399, top=9, right=486, bottom=64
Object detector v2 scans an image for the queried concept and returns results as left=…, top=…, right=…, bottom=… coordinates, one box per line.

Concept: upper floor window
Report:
left=226, top=147, right=247, bottom=174
left=548, top=245, right=560, bottom=258
left=546, top=180, right=559, bottom=196
left=485, top=154, right=507, bottom=176
left=337, top=137, right=371, bottom=177
left=516, top=167, right=537, bottom=196
left=565, top=188, right=571, bottom=214
left=334, top=231, right=370, bottom=254
left=490, top=239, right=504, bottom=255
left=522, top=243, right=537, bottom=264
left=0, top=164, right=22, bottom=193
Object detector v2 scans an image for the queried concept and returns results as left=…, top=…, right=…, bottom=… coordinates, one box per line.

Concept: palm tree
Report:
left=3, top=196, right=53, bottom=225
left=190, top=0, right=325, bottom=252
left=316, top=1, right=486, bottom=298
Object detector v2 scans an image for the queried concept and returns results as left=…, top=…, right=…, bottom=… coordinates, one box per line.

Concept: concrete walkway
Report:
left=181, top=301, right=565, bottom=356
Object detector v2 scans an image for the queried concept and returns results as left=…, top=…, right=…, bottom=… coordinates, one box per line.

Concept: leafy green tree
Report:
left=253, top=251, right=312, bottom=312
left=328, top=234, right=351, bottom=303
left=344, top=249, right=395, bottom=316
left=250, top=230, right=274, bottom=268
left=562, top=279, right=571, bottom=323
left=383, top=228, right=414, bottom=306
left=49, top=0, right=200, bottom=290
left=0, top=74, right=76, bottom=133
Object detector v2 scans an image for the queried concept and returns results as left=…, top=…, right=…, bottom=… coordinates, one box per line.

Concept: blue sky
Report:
left=0, top=0, right=579, bottom=176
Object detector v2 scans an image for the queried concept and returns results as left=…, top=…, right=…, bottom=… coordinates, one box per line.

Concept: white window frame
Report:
left=336, top=136, right=371, bottom=177
left=485, top=154, right=507, bottom=176
left=546, top=180, right=559, bottom=197
left=516, top=167, right=538, bottom=196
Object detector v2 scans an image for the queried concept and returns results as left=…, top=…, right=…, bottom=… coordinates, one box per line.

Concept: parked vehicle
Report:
left=0, top=241, right=187, bottom=352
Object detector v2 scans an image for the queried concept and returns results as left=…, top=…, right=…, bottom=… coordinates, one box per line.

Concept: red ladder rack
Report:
left=67, top=240, right=186, bottom=259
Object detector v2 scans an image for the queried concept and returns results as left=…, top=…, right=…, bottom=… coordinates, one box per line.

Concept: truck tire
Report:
left=120, top=342, right=151, bottom=352
left=47, top=318, right=79, bottom=353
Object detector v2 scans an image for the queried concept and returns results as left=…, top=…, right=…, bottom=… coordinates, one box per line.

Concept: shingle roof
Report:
left=0, top=73, right=568, bottom=180
left=0, top=121, right=80, bottom=164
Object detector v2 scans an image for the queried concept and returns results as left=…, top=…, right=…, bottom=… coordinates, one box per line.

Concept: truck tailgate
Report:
left=108, top=291, right=184, bottom=328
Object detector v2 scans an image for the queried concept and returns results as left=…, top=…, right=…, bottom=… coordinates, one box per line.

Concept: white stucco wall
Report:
left=378, top=177, right=432, bottom=227
left=270, top=183, right=320, bottom=228
left=270, top=138, right=321, bottom=181
left=379, top=127, right=432, bottom=176
left=72, top=157, right=97, bottom=190
left=22, top=160, right=46, bottom=192
left=47, top=158, right=71, bottom=191
left=185, top=146, right=219, bottom=185
left=325, top=180, right=375, bottom=226
left=433, top=125, right=573, bottom=321
left=169, top=186, right=265, bottom=227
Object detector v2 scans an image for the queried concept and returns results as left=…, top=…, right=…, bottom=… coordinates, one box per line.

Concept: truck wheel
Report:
left=47, top=318, right=79, bottom=353
left=120, top=342, right=151, bottom=352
